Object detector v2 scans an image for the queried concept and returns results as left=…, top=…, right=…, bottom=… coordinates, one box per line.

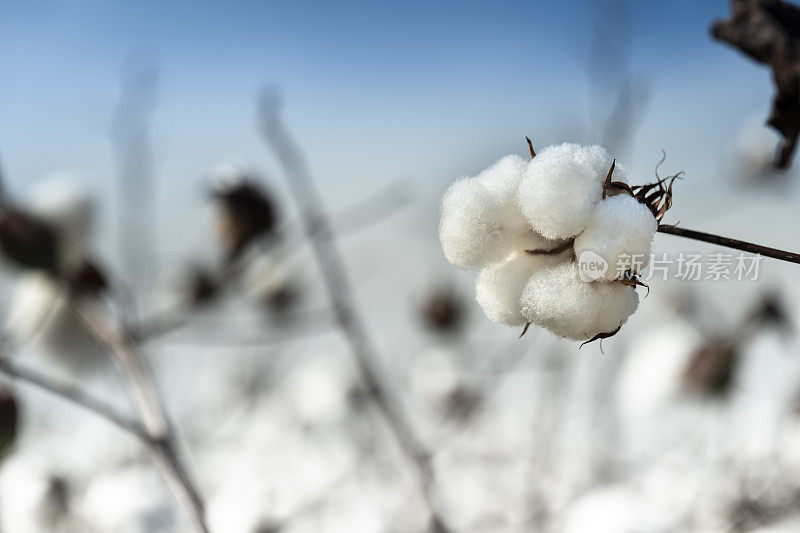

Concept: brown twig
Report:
left=657, top=224, right=800, bottom=264
left=258, top=88, right=452, bottom=531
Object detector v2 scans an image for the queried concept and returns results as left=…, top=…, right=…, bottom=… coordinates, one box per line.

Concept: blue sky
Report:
left=0, top=0, right=785, bottom=255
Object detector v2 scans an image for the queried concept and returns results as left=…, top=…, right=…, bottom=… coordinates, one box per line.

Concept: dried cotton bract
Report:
left=440, top=141, right=666, bottom=343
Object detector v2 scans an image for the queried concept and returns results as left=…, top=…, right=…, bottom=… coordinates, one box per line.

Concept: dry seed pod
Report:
left=419, top=286, right=465, bottom=334
left=713, top=0, right=800, bottom=168
left=185, top=266, right=218, bottom=307
left=211, top=181, right=279, bottom=262
left=683, top=338, right=739, bottom=396
left=0, top=208, right=60, bottom=275
left=750, top=291, right=792, bottom=333
left=261, top=280, right=301, bottom=318
left=41, top=475, right=71, bottom=527
left=65, top=259, right=108, bottom=297
left=440, top=385, right=482, bottom=422
left=0, top=386, right=17, bottom=454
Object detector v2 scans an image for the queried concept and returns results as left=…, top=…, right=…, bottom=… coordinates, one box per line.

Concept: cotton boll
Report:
left=0, top=455, right=75, bottom=533
left=475, top=154, right=528, bottom=207
left=574, top=194, right=657, bottom=280
left=6, top=273, right=106, bottom=373
left=439, top=179, right=514, bottom=269
left=440, top=156, right=536, bottom=269
left=616, top=320, right=700, bottom=421
left=409, top=346, right=460, bottom=404
left=562, top=485, right=671, bottom=533
left=284, top=357, right=353, bottom=426
left=518, top=143, right=627, bottom=240
left=476, top=155, right=539, bottom=237
left=208, top=156, right=256, bottom=187
left=476, top=250, right=568, bottom=326
left=520, top=262, right=638, bottom=340
left=80, top=466, right=174, bottom=532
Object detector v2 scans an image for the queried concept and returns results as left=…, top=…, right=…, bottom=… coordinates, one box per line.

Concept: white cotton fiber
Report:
left=518, top=143, right=628, bottom=240
left=440, top=178, right=512, bottom=269
left=574, top=194, right=657, bottom=281
left=475, top=249, right=568, bottom=326
left=520, top=262, right=639, bottom=340
left=440, top=155, right=540, bottom=269
left=475, top=154, right=528, bottom=207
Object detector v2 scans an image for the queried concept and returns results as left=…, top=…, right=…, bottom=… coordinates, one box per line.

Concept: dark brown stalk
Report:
left=258, top=89, right=451, bottom=532
left=657, top=224, right=800, bottom=264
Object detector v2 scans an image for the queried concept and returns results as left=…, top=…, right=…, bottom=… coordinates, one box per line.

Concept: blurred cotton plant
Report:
left=4, top=177, right=110, bottom=373
left=440, top=142, right=673, bottom=344
left=209, top=159, right=280, bottom=264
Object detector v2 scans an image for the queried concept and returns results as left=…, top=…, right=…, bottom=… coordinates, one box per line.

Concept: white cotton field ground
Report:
left=0, top=162, right=799, bottom=532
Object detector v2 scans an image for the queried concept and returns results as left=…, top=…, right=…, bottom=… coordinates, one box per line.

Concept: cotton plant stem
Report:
left=76, top=301, right=168, bottom=437
left=74, top=299, right=209, bottom=533
left=657, top=224, right=800, bottom=264
left=0, top=355, right=145, bottom=436
left=0, top=352, right=207, bottom=532
left=258, top=92, right=451, bottom=531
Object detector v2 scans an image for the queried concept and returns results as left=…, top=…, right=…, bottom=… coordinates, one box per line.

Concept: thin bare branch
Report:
left=258, top=87, right=452, bottom=531
left=0, top=354, right=145, bottom=437
left=74, top=299, right=209, bottom=533
left=0, top=350, right=207, bottom=531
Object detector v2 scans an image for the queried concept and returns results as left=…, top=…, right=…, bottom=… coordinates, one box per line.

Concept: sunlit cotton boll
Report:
left=80, top=465, right=174, bottom=532
left=440, top=155, right=551, bottom=270
left=284, top=357, right=352, bottom=426
left=0, top=455, right=72, bottom=533
left=518, top=143, right=627, bottom=240
left=409, top=346, right=460, bottom=405
left=573, top=194, right=657, bottom=280
left=5, top=176, right=103, bottom=371
left=7, top=181, right=106, bottom=372
left=6, top=273, right=105, bottom=373
left=520, top=262, right=638, bottom=340
left=562, top=485, right=671, bottom=533
left=476, top=249, right=568, bottom=326
left=474, top=154, right=527, bottom=209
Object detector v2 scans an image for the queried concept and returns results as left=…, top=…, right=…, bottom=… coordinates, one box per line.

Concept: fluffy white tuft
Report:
left=476, top=249, right=569, bottom=326
left=440, top=155, right=548, bottom=269
left=208, top=157, right=255, bottom=187
left=520, top=262, right=639, bottom=340
left=518, top=143, right=627, bottom=240
left=574, top=194, right=657, bottom=280
left=475, top=154, right=528, bottom=207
